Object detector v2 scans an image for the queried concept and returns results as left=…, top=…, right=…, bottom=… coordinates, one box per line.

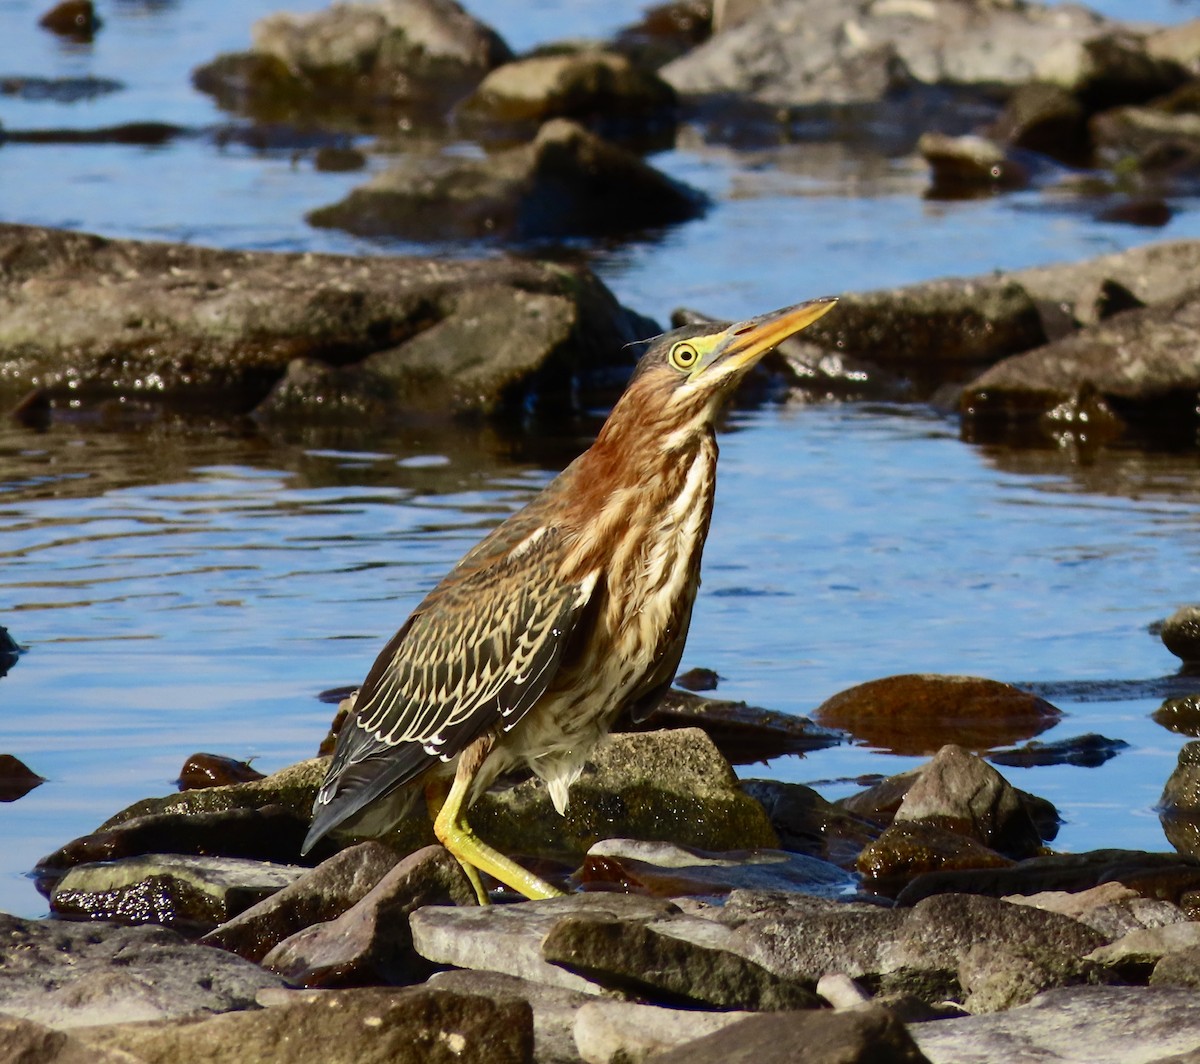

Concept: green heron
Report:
left=303, top=297, right=838, bottom=902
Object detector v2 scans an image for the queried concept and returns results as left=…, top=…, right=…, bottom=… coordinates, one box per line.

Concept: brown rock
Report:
left=178, top=752, right=266, bottom=790
left=262, top=845, right=476, bottom=987
left=857, top=820, right=1015, bottom=884
left=0, top=752, right=44, bottom=802
left=814, top=674, right=1062, bottom=756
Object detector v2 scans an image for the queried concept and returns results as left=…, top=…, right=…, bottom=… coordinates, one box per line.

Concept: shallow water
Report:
left=2, top=0, right=1200, bottom=917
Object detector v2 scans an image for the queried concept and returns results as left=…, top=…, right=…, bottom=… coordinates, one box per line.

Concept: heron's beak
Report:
left=697, top=297, right=838, bottom=379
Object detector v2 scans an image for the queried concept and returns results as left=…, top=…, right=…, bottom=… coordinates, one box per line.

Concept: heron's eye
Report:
left=669, top=342, right=699, bottom=371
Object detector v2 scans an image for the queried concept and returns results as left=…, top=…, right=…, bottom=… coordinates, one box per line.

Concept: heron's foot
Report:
left=434, top=811, right=564, bottom=903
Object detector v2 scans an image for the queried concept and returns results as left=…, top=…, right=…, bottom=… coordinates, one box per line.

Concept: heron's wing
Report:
left=304, top=523, right=598, bottom=850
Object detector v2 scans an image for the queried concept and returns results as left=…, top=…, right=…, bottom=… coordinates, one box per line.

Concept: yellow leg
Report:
left=432, top=737, right=565, bottom=903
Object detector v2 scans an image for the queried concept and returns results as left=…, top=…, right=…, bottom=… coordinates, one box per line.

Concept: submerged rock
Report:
left=988, top=733, right=1128, bottom=768
left=307, top=118, right=706, bottom=241
left=814, top=674, right=1063, bottom=756
left=178, top=752, right=266, bottom=790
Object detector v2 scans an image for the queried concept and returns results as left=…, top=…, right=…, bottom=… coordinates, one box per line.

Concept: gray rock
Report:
left=1152, top=944, right=1200, bottom=989
left=959, top=940, right=1114, bottom=1014
left=1005, top=882, right=1189, bottom=941
left=961, top=287, right=1200, bottom=444
left=1088, top=923, right=1200, bottom=968
left=307, top=118, right=705, bottom=241
left=0, top=912, right=284, bottom=1028
left=541, top=913, right=821, bottom=1010
left=50, top=854, right=306, bottom=929
left=648, top=1006, right=930, bottom=1064
left=572, top=1001, right=752, bottom=1064
left=428, top=969, right=592, bottom=1064
left=663, top=0, right=1111, bottom=106
left=891, top=744, right=1043, bottom=859
left=0, top=224, right=651, bottom=422
left=912, top=985, right=1200, bottom=1064
left=410, top=894, right=678, bottom=993
left=261, top=845, right=476, bottom=986
left=201, top=841, right=401, bottom=962
left=584, top=838, right=856, bottom=896
left=73, top=986, right=534, bottom=1064
left=0, top=1015, right=131, bottom=1064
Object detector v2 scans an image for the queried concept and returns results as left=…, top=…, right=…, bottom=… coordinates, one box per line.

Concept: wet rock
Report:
left=579, top=838, right=855, bottom=896
left=1096, top=197, right=1173, bottom=227
left=0, top=912, right=284, bottom=1028
left=1163, top=607, right=1200, bottom=667
left=959, top=940, right=1113, bottom=1014
left=857, top=820, right=1015, bottom=886
left=889, top=745, right=1044, bottom=858
left=411, top=894, right=678, bottom=993
left=201, top=841, right=401, bottom=963
left=50, top=854, right=305, bottom=930
left=814, top=674, right=1063, bottom=756
left=962, top=287, right=1200, bottom=446
left=35, top=805, right=327, bottom=893
left=649, top=1006, right=928, bottom=1064
left=194, top=0, right=512, bottom=128
left=988, top=732, right=1128, bottom=768
left=612, top=0, right=713, bottom=71
left=1154, top=695, right=1200, bottom=738
left=617, top=688, right=842, bottom=763
left=662, top=0, right=1111, bottom=106
left=75, top=986, right=533, bottom=1064
left=989, top=82, right=1089, bottom=164
left=178, top=752, right=266, bottom=790
left=897, top=849, right=1200, bottom=907
left=673, top=666, right=720, bottom=691
left=427, top=969, right=592, bottom=1064
left=39, top=0, right=100, bottom=40
left=262, top=845, right=475, bottom=987
left=774, top=336, right=912, bottom=402
left=739, top=779, right=879, bottom=867
left=919, top=132, right=1030, bottom=196
left=459, top=51, right=676, bottom=137
left=307, top=118, right=705, bottom=241
left=468, top=728, right=779, bottom=863
left=0, top=625, right=21, bottom=677
left=912, top=985, right=1200, bottom=1063
left=542, top=914, right=821, bottom=1010
left=313, top=145, right=367, bottom=172
left=1006, top=882, right=1189, bottom=941
left=1160, top=742, right=1200, bottom=858
left=573, top=1000, right=749, bottom=1064
left=0, top=223, right=651, bottom=422
left=0, top=753, right=44, bottom=802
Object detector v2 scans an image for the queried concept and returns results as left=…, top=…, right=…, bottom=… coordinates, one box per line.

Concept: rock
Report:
left=814, top=675, right=1063, bottom=757
left=612, top=0, right=713, bottom=71
left=0, top=625, right=21, bottom=677
left=918, top=132, right=1030, bottom=195
left=648, top=1007, right=930, bottom=1064
left=74, top=986, right=534, bottom=1064
left=958, top=940, right=1113, bottom=1014
left=411, top=894, right=679, bottom=993
left=1096, top=197, right=1173, bottom=227
left=856, top=820, right=1015, bottom=886
left=178, top=753, right=266, bottom=790
left=466, top=728, right=779, bottom=862
left=911, top=986, right=1200, bottom=1064
left=0, top=224, right=652, bottom=422
left=961, top=288, right=1200, bottom=446
left=673, top=666, right=720, bottom=691
left=201, top=841, right=401, bottom=963
left=1006, top=882, right=1189, bottom=941
left=1163, top=607, right=1200, bottom=666
left=36, top=803, right=335, bottom=893
left=989, top=82, right=1089, bottom=164
left=617, top=688, right=842, bottom=763
left=49, top=854, right=306, bottom=930
left=573, top=1001, right=752, bottom=1064
left=0, top=752, right=44, bottom=802
left=816, top=972, right=872, bottom=1009
left=890, top=745, right=1044, bottom=858
left=193, top=0, right=512, bottom=127
left=580, top=839, right=855, bottom=896
left=988, top=733, right=1128, bottom=768
left=1160, top=742, right=1200, bottom=858
left=39, top=0, right=100, bottom=40
left=662, top=0, right=1111, bottom=106
left=738, top=779, right=879, bottom=867
left=307, top=118, right=706, bottom=241
left=542, top=913, right=821, bottom=1010
left=1152, top=944, right=1200, bottom=989
left=427, top=969, right=593, bottom=1064
left=1088, top=923, right=1200, bottom=974
left=0, top=912, right=284, bottom=1028
left=459, top=51, right=676, bottom=135
left=897, top=850, right=1200, bottom=907
left=1155, top=696, right=1200, bottom=738
left=261, top=845, right=476, bottom=987
left=1040, top=31, right=1188, bottom=112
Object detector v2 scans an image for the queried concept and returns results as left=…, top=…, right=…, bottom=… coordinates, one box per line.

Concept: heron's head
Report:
left=603, top=297, right=838, bottom=446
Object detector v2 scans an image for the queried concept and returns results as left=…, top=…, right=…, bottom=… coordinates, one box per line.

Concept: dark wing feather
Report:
left=303, top=522, right=597, bottom=852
